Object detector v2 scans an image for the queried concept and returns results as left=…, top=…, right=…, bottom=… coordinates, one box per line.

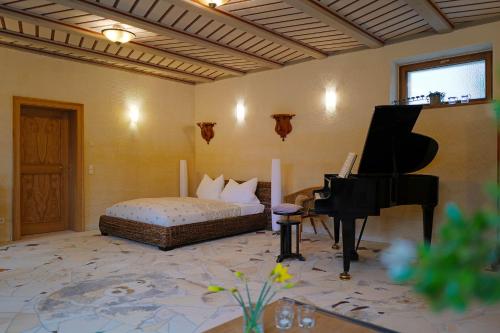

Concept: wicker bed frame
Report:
left=99, top=181, right=271, bottom=250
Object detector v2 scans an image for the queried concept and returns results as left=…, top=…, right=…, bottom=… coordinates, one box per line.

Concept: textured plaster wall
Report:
left=194, top=21, right=500, bottom=242
left=1, top=20, right=499, bottom=244
left=0, top=47, right=195, bottom=242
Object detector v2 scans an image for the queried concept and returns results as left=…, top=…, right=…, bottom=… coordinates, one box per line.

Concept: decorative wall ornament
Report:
left=271, top=114, right=295, bottom=141
left=197, top=122, right=216, bottom=144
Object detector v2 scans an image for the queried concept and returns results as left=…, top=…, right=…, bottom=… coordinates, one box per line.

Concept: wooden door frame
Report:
left=13, top=96, right=84, bottom=240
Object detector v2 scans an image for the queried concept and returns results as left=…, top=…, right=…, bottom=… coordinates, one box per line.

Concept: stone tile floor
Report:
left=0, top=230, right=498, bottom=333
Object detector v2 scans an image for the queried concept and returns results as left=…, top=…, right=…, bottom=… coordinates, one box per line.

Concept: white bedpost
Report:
left=271, top=158, right=282, bottom=231
left=179, top=160, right=188, bottom=197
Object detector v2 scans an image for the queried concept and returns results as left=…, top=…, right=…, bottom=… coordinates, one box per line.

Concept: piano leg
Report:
left=332, top=217, right=340, bottom=249
left=422, top=205, right=435, bottom=244
left=351, top=220, right=359, bottom=261
left=340, top=218, right=356, bottom=280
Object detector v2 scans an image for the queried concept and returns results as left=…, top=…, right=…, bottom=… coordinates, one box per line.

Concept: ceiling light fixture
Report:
left=102, top=25, right=135, bottom=44
left=205, top=0, right=229, bottom=8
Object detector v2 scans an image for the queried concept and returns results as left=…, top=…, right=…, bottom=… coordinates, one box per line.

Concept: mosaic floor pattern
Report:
left=0, top=231, right=499, bottom=333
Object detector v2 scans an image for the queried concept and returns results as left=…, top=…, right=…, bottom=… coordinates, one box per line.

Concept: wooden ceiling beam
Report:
left=0, top=29, right=212, bottom=83
left=0, top=5, right=244, bottom=77
left=404, top=0, right=453, bottom=33
left=50, top=0, right=282, bottom=69
left=282, top=0, right=383, bottom=48
left=0, top=40, right=195, bottom=84
left=171, top=0, right=326, bottom=59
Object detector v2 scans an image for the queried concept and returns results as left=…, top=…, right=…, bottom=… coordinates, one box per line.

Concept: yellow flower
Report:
left=270, top=263, right=281, bottom=276
left=271, top=263, right=293, bottom=283
left=283, top=282, right=296, bottom=289
left=208, top=285, right=225, bottom=293
left=230, top=287, right=238, bottom=293
left=234, top=271, right=245, bottom=280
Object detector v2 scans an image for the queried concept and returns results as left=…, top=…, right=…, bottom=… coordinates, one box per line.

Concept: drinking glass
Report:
left=279, top=299, right=295, bottom=307
left=448, top=97, right=457, bottom=104
left=275, top=301, right=294, bottom=330
left=298, top=304, right=316, bottom=328
left=461, top=94, right=471, bottom=103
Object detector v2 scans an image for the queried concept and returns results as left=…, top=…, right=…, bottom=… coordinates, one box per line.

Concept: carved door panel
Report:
left=20, top=107, right=69, bottom=235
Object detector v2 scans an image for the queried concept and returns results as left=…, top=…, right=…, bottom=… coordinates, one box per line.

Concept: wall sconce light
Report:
left=271, top=114, right=295, bottom=141
left=325, top=87, right=337, bottom=113
left=129, top=105, right=140, bottom=128
left=197, top=122, right=216, bottom=144
left=236, top=100, right=246, bottom=124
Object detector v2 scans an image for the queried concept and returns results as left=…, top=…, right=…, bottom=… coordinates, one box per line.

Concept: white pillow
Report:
left=220, top=178, right=260, bottom=204
left=196, top=174, right=224, bottom=200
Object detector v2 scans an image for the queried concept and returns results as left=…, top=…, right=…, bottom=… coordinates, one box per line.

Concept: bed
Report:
left=99, top=181, right=271, bottom=250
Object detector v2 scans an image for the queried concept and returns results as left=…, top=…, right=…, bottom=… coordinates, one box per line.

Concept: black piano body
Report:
left=314, top=105, right=439, bottom=280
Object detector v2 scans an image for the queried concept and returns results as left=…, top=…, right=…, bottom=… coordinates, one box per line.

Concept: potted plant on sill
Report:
left=428, top=91, right=446, bottom=105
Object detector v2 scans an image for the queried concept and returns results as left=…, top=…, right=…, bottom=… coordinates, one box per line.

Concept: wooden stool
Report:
left=275, top=211, right=305, bottom=263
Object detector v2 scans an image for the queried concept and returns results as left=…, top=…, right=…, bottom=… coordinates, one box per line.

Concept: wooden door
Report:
left=20, top=107, right=70, bottom=235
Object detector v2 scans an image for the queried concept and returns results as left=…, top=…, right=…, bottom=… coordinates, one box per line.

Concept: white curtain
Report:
left=179, top=160, right=188, bottom=197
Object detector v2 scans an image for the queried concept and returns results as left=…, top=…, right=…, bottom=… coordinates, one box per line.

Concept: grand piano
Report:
left=314, top=105, right=439, bottom=280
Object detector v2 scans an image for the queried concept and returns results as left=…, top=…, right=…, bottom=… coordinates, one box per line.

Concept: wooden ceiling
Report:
left=0, top=0, right=498, bottom=85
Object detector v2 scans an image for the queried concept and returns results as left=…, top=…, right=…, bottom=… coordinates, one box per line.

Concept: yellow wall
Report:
left=0, top=47, right=195, bottom=242
left=194, top=21, right=500, bottom=242
left=1, top=21, right=499, bottom=244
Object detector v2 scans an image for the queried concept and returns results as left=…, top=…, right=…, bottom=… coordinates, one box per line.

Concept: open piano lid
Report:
left=358, top=105, right=438, bottom=175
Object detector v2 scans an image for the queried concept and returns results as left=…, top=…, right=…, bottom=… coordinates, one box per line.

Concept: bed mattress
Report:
left=105, top=197, right=264, bottom=227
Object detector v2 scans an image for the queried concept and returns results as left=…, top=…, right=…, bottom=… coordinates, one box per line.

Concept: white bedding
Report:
left=235, top=202, right=265, bottom=216
left=105, top=197, right=264, bottom=227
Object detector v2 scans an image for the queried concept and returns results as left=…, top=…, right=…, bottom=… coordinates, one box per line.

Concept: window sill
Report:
left=421, top=100, right=491, bottom=109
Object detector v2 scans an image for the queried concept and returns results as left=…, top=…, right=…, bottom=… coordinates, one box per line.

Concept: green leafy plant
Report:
left=386, top=203, right=500, bottom=311
left=208, top=263, right=295, bottom=333
left=382, top=100, right=500, bottom=311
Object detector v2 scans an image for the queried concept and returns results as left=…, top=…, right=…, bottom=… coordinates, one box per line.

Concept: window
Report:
left=399, top=51, right=492, bottom=107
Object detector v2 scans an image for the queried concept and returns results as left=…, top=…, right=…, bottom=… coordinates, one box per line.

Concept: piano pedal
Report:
left=339, top=272, right=351, bottom=280
left=332, top=243, right=340, bottom=250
